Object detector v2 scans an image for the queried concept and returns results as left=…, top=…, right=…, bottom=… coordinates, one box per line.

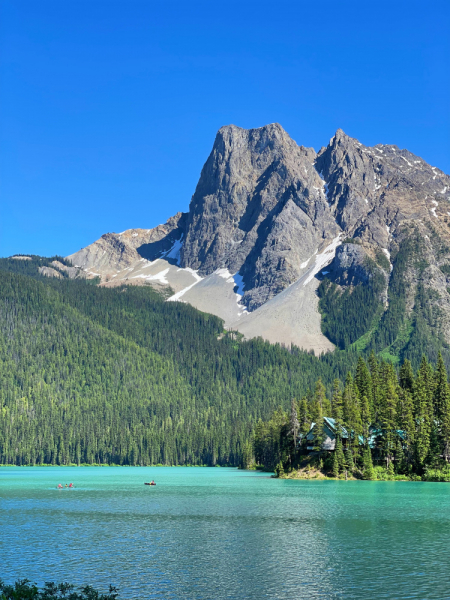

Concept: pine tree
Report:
left=288, top=398, right=300, bottom=468
left=433, top=352, right=450, bottom=461
left=314, top=378, right=331, bottom=417
left=368, top=350, right=380, bottom=421
left=344, top=447, right=354, bottom=473
left=413, top=357, right=433, bottom=470
left=355, top=357, right=372, bottom=417
left=396, top=387, right=415, bottom=468
left=399, top=359, right=414, bottom=392
left=331, top=379, right=343, bottom=426
left=379, top=363, right=398, bottom=469
left=335, top=436, right=345, bottom=475
left=298, top=398, right=311, bottom=437
left=289, top=398, right=300, bottom=451
left=360, top=395, right=371, bottom=445
left=362, top=446, right=375, bottom=480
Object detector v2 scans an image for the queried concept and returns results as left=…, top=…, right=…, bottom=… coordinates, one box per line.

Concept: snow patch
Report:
left=318, top=171, right=330, bottom=203
left=132, top=268, right=170, bottom=284
left=214, top=269, right=248, bottom=312
left=382, top=248, right=393, bottom=272
left=178, top=267, right=203, bottom=282
left=300, top=258, right=310, bottom=269
left=431, top=200, right=438, bottom=218
left=400, top=156, right=413, bottom=167
left=132, top=233, right=139, bottom=237
left=303, top=235, right=342, bottom=287
left=163, top=235, right=184, bottom=264
left=167, top=270, right=204, bottom=302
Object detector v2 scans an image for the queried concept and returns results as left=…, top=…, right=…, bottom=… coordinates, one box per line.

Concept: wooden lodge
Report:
left=301, top=417, right=405, bottom=453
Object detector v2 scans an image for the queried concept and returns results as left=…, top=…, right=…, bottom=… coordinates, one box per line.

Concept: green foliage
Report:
left=318, top=230, right=450, bottom=371
left=318, top=267, right=385, bottom=349
left=0, top=260, right=369, bottom=467
left=255, top=354, right=450, bottom=479
left=2, top=251, right=450, bottom=470
left=374, top=249, right=391, bottom=272
left=0, top=255, right=72, bottom=279
left=423, top=466, right=450, bottom=482
left=341, top=238, right=361, bottom=245
left=0, top=579, right=118, bottom=600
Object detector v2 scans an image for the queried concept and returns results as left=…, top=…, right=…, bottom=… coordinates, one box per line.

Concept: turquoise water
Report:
left=1, top=467, right=450, bottom=599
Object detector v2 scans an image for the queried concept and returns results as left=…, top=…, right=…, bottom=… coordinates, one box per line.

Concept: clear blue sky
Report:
left=1, top=0, right=449, bottom=257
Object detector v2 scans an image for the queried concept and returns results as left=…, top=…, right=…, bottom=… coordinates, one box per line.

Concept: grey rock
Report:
left=179, top=123, right=340, bottom=308
left=38, top=266, right=63, bottom=279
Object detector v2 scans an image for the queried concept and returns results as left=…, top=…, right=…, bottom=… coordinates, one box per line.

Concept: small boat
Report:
left=144, top=482, right=156, bottom=486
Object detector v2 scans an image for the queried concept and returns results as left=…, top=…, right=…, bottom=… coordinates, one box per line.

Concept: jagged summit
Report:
left=67, top=123, right=450, bottom=354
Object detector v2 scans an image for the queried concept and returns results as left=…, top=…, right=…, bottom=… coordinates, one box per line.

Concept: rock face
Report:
left=179, top=124, right=339, bottom=309
left=67, top=123, right=450, bottom=353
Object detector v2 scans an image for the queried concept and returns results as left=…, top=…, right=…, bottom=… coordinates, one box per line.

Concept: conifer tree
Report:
left=396, top=387, right=415, bottom=467
left=288, top=398, right=300, bottom=467
left=355, top=357, right=373, bottom=416
left=360, top=395, right=371, bottom=445
left=331, top=379, right=343, bottom=426
left=399, top=359, right=414, bottom=392
left=413, top=358, right=433, bottom=469
left=335, top=436, right=346, bottom=475
left=298, top=398, right=311, bottom=439
left=433, top=352, right=450, bottom=461
left=379, top=363, right=398, bottom=469
left=344, top=447, right=354, bottom=473
left=362, top=446, right=375, bottom=480
left=368, top=350, right=380, bottom=421
left=314, top=378, right=331, bottom=417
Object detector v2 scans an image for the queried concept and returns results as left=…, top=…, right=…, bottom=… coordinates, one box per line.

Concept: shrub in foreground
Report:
left=0, top=580, right=119, bottom=600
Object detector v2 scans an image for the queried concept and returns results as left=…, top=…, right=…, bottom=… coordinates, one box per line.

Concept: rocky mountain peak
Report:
left=67, top=123, right=450, bottom=354
left=178, top=122, right=338, bottom=309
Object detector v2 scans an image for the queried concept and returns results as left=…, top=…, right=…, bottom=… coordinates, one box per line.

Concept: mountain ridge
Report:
left=66, top=123, right=450, bottom=355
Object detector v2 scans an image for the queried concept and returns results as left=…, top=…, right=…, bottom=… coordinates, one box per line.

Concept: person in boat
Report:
left=68, top=483, right=74, bottom=488
left=65, top=484, right=68, bottom=487
left=57, top=484, right=63, bottom=488
left=151, top=480, right=155, bottom=485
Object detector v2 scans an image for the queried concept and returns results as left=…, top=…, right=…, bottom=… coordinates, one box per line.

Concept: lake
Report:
left=1, top=467, right=450, bottom=599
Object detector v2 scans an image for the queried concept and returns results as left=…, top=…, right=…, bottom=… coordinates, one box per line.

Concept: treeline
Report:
left=253, top=353, right=450, bottom=480
left=0, top=260, right=361, bottom=467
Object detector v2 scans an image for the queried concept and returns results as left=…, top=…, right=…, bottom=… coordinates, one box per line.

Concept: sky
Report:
left=1, top=0, right=449, bottom=257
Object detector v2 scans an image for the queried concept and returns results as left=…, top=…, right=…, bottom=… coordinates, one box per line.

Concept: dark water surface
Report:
left=1, top=467, right=450, bottom=599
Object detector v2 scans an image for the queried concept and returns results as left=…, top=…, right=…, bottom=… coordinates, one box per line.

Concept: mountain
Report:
left=67, top=124, right=450, bottom=360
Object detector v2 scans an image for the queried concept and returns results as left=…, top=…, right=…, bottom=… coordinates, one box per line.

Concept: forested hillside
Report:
left=2, top=254, right=450, bottom=468
left=0, top=258, right=359, bottom=467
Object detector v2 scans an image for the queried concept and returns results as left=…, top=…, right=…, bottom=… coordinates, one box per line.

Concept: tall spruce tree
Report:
left=355, top=357, right=373, bottom=417
left=379, top=363, right=398, bottom=468
left=434, top=352, right=450, bottom=462
left=413, top=357, right=433, bottom=470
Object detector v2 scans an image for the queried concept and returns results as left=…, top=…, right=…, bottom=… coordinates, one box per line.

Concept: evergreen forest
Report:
left=253, top=354, right=450, bottom=481
left=1, top=255, right=450, bottom=470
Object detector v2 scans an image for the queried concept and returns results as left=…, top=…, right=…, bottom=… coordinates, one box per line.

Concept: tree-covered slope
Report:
left=0, top=259, right=359, bottom=467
